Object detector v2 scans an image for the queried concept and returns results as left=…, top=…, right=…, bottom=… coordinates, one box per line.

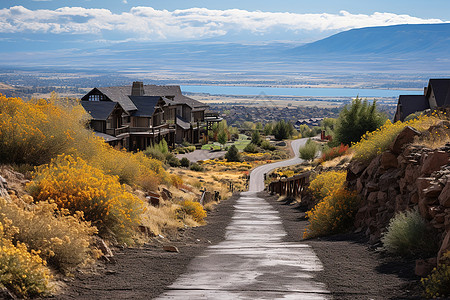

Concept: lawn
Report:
left=201, top=134, right=250, bottom=151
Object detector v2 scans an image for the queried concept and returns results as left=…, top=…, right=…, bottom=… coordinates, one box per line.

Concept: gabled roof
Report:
left=397, top=95, right=429, bottom=122
left=128, top=96, right=164, bottom=117
left=83, top=84, right=208, bottom=112
left=95, top=87, right=138, bottom=111
left=144, top=85, right=208, bottom=109
left=81, top=101, right=120, bottom=120
left=426, top=79, right=450, bottom=107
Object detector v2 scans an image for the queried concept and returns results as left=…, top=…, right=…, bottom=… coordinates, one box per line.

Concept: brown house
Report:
left=81, top=82, right=219, bottom=151
left=394, top=79, right=450, bottom=122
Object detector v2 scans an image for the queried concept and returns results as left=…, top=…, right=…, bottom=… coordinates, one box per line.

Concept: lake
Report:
left=181, top=85, right=422, bottom=98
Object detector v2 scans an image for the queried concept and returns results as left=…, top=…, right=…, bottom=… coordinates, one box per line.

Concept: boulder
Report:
left=415, top=258, right=437, bottom=277
left=437, top=231, right=450, bottom=262
left=390, top=126, right=421, bottom=154
left=367, top=192, right=378, bottom=203
left=438, top=178, right=450, bottom=207
left=421, top=150, right=449, bottom=175
left=423, top=183, right=444, bottom=198
left=161, top=188, right=173, bottom=200
left=380, top=151, right=398, bottom=169
left=416, top=177, right=435, bottom=197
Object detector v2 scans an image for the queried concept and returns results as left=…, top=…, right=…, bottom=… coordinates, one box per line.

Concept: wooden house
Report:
left=394, top=78, right=450, bottom=122
left=81, top=82, right=219, bottom=151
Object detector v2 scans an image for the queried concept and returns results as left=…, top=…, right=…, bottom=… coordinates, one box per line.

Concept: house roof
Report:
left=84, top=84, right=208, bottom=111
left=144, top=85, right=207, bottom=109
left=93, top=86, right=138, bottom=111
left=81, top=101, right=119, bottom=120
left=397, top=95, right=430, bottom=122
left=93, top=131, right=122, bottom=142
left=427, top=79, right=450, bottom=107
left=128, top=96, right=164, bottom=117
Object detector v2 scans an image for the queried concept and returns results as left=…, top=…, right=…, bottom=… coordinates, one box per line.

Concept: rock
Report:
left=163, top=245, right=179, bottom=253
left=421, top=150, right=449, bottom=175
left=438, top=231, right=450, bottom=263
left=161, top=188, right=172, bottom=200
left=390, top=126, right=421, bottom=154
left=415, top=258, right=437, bottom=277
left=94, top=237, right=114, bottom=257
left=349, top=161, right=368, bottom=176
left=380, top=151, right=398, bottom=169
left=438, top=178, right=450, bottom=207
left=146, top=195, right=160, bottom=207
left=367, top=192, right=378, bottom=203
left=423, top=183, right=443, bottom=198
left=366, top=182, right=379, bottom=192
left=138, top=225, right=153, bottom=236
left=416, top=177, right=435, bottom=197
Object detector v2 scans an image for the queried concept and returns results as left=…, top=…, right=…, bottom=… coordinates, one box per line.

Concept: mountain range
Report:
left=1, top=23, right=450, bottom=77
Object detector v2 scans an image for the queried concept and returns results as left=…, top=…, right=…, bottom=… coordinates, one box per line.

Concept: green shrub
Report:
left=272, top=120, right=294, bottom=140
left=180, top=157, right=190, bottom=168
left=260, top=140, right=276, bottom=151
left=299, top=139, right=318, bottom=161
left=165, top=153, right=180, bottom=167
left=143, top=145, right=166, bottom=162
left=189, top=163, right=204, bottom=172
left=225, top=145, right=241, bottom=162
left=421, top=251, right=450, bottom=299
left=243, top=143, right=259, bottom=153
left=381, top=210, right=438, bottom=257
left=334, top=97, right=386, bottom=146
left=251, top=130, right=262, bottom=146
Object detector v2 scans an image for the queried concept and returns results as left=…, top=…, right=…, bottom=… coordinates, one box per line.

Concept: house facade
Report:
left=81, top=82, right=220, bottom=151
left=394, top=79, right=450, bottom=122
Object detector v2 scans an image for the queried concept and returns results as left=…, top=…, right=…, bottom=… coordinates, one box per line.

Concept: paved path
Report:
left=157, top=139, right=329, bottom=299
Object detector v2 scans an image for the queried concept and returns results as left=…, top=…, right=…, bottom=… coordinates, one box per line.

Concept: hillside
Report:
left=290, top=23, right=450, bottom=58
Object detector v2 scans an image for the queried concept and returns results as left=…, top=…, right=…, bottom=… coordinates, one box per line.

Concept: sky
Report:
left=1, top=0, right=449, bottom=46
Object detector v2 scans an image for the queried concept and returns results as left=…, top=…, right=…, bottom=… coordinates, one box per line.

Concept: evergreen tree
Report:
left=251, top=130, right=262, bottom=146
left=225, top=145, right=241, bottom=162
left=334, top=97, right=386, bottom=146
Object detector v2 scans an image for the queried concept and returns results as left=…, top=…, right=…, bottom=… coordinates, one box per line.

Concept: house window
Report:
left=88, top=94, right=102, bottom=101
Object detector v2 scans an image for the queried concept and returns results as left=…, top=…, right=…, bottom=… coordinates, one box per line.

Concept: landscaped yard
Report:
left=201, top=134, right=250, bottom=151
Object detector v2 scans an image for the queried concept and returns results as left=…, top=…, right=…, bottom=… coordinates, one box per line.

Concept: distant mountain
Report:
left=1, top=23, right=450, bottom=76
left=289, top=23, right=450, bottom=59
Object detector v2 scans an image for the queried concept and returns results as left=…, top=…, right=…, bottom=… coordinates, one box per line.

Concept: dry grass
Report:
left=320, top=152, right=353, bottom=169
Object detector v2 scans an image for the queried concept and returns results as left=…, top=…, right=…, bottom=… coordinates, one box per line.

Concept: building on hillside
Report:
left=394, top=78, right=450, bottom=122
left=81, top=82, right=221, bottom=151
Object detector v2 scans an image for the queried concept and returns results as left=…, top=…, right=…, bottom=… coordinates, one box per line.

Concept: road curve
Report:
left=249, top=138, right=308, bottom=192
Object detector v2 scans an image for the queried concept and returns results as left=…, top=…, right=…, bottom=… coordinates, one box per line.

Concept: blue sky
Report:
left=1, top=0, right=449, bottom=47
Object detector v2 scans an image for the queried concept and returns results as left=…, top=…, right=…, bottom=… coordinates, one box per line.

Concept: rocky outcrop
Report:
left=347, top=125, right=450, bottom=261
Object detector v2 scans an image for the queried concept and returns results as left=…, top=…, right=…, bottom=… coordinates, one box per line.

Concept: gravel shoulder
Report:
left=261, top=192, right=422, bottom=300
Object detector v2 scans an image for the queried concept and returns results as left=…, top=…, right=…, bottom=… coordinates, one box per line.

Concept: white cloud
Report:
left=0, top=6, right=445, bottom=41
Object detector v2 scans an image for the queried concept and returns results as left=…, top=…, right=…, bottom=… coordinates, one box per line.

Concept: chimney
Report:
left=131, top=81, right=144, bottom=96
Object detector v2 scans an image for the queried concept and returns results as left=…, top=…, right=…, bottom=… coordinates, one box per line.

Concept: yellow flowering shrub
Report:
left=0, top=94, right=95, bottom=165
left=421, top=251, right=450, bottom=298
left=308, top=170, right=347, bottom=200
left=0, top=197, right=98, bottom=272
left=177, top=200, right=207, bottom=223
left=303, top=189, right=359, bottom=239
left=353, top=115, right=437, bottom=162
left=0, top=219, right=52, bottom=298
left=27, top=154, right=146, bottom=243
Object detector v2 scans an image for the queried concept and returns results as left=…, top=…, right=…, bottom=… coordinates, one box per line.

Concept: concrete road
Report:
left=158, top=138, right=329, bottom=299
left=249, top=138, right=308, bottom=192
